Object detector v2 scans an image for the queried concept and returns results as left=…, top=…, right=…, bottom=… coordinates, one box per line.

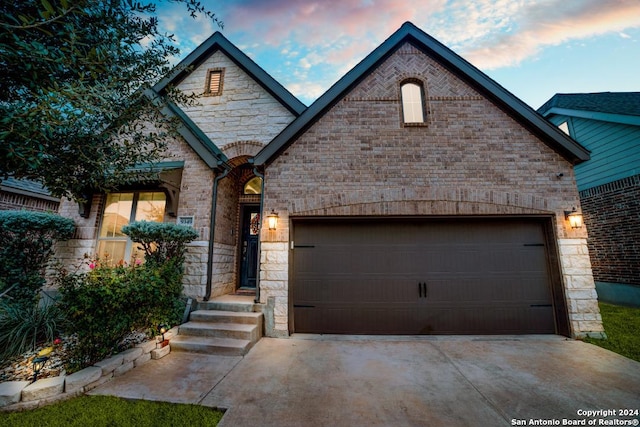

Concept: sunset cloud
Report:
left=155, top=0, right=640, bottom=105
left=459, top=0, right=640, bottom=69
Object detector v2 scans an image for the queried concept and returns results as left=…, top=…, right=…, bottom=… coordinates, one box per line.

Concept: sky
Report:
left=155, top=0, right=640, bottom=109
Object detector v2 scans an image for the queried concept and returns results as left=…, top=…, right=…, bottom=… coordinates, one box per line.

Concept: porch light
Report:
left=32, top=356, right=49, bottom=383
left=564, top=208, right=583, bottom=229
left=267, top=210, right=279, bottom=230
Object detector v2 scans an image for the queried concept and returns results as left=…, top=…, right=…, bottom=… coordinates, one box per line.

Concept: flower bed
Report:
left=0, top=328, right=176, bottom=410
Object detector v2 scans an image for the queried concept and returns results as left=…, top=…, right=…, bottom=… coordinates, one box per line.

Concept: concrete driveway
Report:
left=90, top=335, right=640, bottom=426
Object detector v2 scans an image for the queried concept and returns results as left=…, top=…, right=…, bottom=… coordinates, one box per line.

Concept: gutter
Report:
left=204, top=162, right=231, bottom=301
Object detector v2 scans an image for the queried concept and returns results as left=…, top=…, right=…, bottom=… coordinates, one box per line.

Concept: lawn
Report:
left=3, top=395, right=224, bottom=427
left=584, top=302, right=640, bottom=363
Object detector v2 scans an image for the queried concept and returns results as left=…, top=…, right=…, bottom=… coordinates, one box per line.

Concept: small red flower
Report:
left=53, top=338, right=62, bottom=346
left=89, top=262, right=96, bottom=270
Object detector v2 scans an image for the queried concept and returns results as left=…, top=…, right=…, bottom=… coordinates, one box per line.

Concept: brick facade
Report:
left=260, top=43, right=602, bottom=337
left=53, top=29, right=602, bottom=339
left=580, top=174, right=640, bottom=286
left=56, top=47, right=297, bottom=301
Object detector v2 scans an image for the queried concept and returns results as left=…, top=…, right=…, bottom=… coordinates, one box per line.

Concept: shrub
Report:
left=57, top=220, right=195, bottom=369
left=57, top=259, right=185, bottom=369
left=0, top=211, right=75, bottom=309
left=122, top=221, right=198, bottom=265
left=0, top=299, right=66, bottom=360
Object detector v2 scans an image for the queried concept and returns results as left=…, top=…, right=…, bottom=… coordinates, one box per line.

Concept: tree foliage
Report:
left=0, top=1, right=221, bottom=200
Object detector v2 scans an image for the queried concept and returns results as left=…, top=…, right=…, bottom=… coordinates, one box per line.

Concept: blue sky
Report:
left=156, top=0, right=640, bottom=109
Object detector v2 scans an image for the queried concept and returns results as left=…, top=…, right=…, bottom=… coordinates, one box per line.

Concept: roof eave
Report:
left=541, top=107, right=640, bottom=127
left=144, top=89, right=229, bottom=171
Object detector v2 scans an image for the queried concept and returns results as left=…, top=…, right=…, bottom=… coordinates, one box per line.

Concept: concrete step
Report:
left=190, top=310, right=263, bottom=326
left=179, top=321, right=260, bottom=341
left=196, top=295, right=258, bottom=313
left=169, top=335, right=253, bottom=356
left=196, top=300, right=256, bottom=313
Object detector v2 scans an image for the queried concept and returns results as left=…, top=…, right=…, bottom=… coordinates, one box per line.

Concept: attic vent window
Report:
left=558, top=121, right=570, bottom=135
left=401, top=80, right=426, bottom=125
left=205, top=68, right=224, bottom=96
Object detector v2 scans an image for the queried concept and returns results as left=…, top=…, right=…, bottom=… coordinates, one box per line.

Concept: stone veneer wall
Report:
left=259, top=42, right=603, bottom=337
left=176, top=50, right=297, bottom=150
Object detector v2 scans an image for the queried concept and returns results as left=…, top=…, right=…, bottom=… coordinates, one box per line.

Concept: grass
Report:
left=584, top=302, right=640, bottom=362
left=3, top=395, right=224, bottom=427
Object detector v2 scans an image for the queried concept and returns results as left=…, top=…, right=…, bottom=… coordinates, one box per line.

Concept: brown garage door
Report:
left=292, top=218, right=558, bottom=334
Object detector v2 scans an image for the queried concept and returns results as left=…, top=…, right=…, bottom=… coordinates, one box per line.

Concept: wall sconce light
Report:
left=32, top=356, right=49, bottom=383
left=267, top=210, right=279, bottom=230
left=564, top=208, right=583, bottom=229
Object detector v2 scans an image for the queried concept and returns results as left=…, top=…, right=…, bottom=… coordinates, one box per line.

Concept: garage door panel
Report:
left=292, top=219, right=557, bottom=334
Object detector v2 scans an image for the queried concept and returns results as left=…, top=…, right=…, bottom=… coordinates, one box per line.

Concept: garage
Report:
left=292, top=218, right=562, bottom=335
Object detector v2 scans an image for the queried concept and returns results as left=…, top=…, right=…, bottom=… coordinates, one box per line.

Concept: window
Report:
left=97, top=191, right=166, bottom=264
left=401, top=81, right=425, bottom=124
left=204, top=68, right=224, bottom=96
left=243, top=177, right=262, bottom=195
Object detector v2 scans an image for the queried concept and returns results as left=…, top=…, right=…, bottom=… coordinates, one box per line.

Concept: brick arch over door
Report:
left=222, top=140, right=264, bottom=160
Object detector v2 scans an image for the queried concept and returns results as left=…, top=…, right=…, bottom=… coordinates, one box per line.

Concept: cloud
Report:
left=458, top=0, right=640, bottom=69
left=154, top=0, right=640, bottom=103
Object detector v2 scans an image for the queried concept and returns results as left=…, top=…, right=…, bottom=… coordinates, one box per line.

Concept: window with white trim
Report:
left=97, top=191, right=166, bottom=264
left=401, top=81, right=426, bottom=124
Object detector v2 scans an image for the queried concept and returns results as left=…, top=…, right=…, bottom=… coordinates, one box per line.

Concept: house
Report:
left=56, top=22, right=604, bottom=338
left=538, top=92, right=640, bottom=306
left=0, top=177, right=60, bottom=212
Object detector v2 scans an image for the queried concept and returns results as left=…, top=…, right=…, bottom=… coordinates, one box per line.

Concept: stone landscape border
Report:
left=0, top=327, right=177, bottom=412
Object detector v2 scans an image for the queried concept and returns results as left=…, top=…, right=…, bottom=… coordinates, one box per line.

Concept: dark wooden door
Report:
left=292, top=218, right=557, bottom=334
left=239, top=205, right=260, bottom=289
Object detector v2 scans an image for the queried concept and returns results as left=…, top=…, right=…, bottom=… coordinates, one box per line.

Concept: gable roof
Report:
left=153, top=32, right=306, bottom=116
left=254, top=21, right=590, bottom=166
left=538, top=92, right=640, bottom=127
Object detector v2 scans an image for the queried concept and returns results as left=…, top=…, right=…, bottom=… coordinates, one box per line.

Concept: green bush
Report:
left=57, top=259, right=184, bottom=369
left=0, top=299, right=66, bottom=360
left=57, top=220, right=195, bottom=370
left=0, top=211, right=75, bottom=309
left=122, top=221, right=198, bottom=264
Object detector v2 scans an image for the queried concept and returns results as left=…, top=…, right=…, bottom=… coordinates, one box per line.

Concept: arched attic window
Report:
left=401, top=80, right=426, bottom=124
left=243, top=177, right=262, bottom=194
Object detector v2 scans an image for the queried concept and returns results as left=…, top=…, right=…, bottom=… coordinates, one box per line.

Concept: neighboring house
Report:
left=0, top=177, right=60, bottom=212
left=57, top=22, right=604, bottom=338
left=538, top=92, right=640, bottom=306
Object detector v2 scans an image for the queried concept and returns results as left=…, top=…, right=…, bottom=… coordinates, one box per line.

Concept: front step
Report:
left=170, top=335, right=253, bottom=356
left=172, top=296, right=263, bottom=356
left=190, top=310, right=263, bottom=325
left=179, top=321, right=260, bottom=341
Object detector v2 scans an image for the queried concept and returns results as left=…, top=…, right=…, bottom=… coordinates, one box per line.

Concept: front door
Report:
left=239, top=205, right=260, bottom=289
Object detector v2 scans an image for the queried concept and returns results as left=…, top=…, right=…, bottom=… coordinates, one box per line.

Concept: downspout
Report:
left=204, top=162, right=231, bottom=301
left=252, top=165, right=265, bottom=304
